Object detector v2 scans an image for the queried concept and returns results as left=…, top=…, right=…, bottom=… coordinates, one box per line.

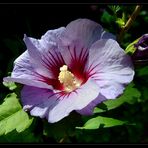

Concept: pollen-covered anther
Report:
left=58, top=65, right=81, bottom=92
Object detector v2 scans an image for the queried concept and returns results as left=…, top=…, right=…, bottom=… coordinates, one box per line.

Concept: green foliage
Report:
left=115, top=13, right=126, bottom=28
left=108, top=5, right=121, bottom=14
left=140, top=10, right=148, bottom=23
left=3, top=81, right=17, bottom=91
left=136, top=66, right=148, bottom=77
left=102, top=5, right=127, bottom=30
left=0, top=128, right=41, bottom=143
left=0, top=93, right=33, bottom=135
left=101, top=11, right=115, bottom=25
left=125, top=37, right=141, bottom=55
left=76, top=116, right=126, bottom=130
left=100, top=10, right=117, bottom=35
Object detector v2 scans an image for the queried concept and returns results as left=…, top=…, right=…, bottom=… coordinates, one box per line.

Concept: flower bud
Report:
left=125, top=34, right=148, bottom=65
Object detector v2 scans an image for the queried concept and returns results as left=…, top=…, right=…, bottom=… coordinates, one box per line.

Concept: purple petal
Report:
left=101, top=30, right=116, bottom=40
left=58, top=19, right=115, bottom=73
left=7, top=28, right=66, bottom=87
left=24, top=30, right=66, bottom=78
left=40, top=27, right=65, bottom=49
left=76, top=94, right=106, bottom=115
left=21, top=85, right=59, bottom=118
left=23, top=35, right=54, bottom=78
left=59, top=45, right=88, bottom=79
left=25, top=27, right=65, bottom=53
left=3, top=51, right=52, bottom=89
left=87, top=39, right=134, bottom=99
left=21, top=79, right=99, bottom=123
left=47, top=79, right=99, bottom=123
left=23, top=27, right=65, bottom=78
left=99, top=82, right=125, bottom=99
left=59, top=18, right=104, bottom=48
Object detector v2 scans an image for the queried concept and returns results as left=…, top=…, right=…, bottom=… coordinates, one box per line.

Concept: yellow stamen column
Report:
left=58, top=65, right=81, bottom=92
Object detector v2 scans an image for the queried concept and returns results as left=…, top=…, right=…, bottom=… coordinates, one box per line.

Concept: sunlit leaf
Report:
left=108, top=5, right=121, bottom=14
left=3, top=81, right=17, bottom=91
left=0, top=93, right=33, bottom=136
left=125, top=37, right=141, bottom=55
left=93, top=107, right=105, bottom=114
left=76, top=116, right=126, bottom=130
left=116, top=13, right=126, bottom=28
left=116, top=18, right=125, bottom=27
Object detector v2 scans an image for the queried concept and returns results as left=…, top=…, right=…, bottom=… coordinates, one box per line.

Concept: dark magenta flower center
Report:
left=58, top=65, right=82, bottom=92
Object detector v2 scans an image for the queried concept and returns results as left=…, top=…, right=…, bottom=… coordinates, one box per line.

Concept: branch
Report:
left=117, top=5, right=143, bottom=43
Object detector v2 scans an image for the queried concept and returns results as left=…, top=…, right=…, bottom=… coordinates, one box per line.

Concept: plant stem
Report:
left=117, top=5, right=143, bottom=43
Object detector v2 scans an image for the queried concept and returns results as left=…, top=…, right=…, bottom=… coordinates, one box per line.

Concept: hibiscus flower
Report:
left=4, top=19, right=134, bottom=123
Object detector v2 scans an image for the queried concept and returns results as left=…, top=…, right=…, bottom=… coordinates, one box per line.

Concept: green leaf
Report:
left=108, top=5, right=121, bottom=14
left=116, top=18, right=125, bottom=27
left=115, top=13, right=126, bottom=28
left=94, top=83, right=141, bottom=113
left=3, top=81, right=17, bottom=90
left=101, top=11, right=115, bottom=24
left=0, top=93, right=33, bottom=136
left=76, top=116, right=126, bottom=130
left=93, top=107, right=105, bottom=114
left=125, top=37, right=141, bottom=55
